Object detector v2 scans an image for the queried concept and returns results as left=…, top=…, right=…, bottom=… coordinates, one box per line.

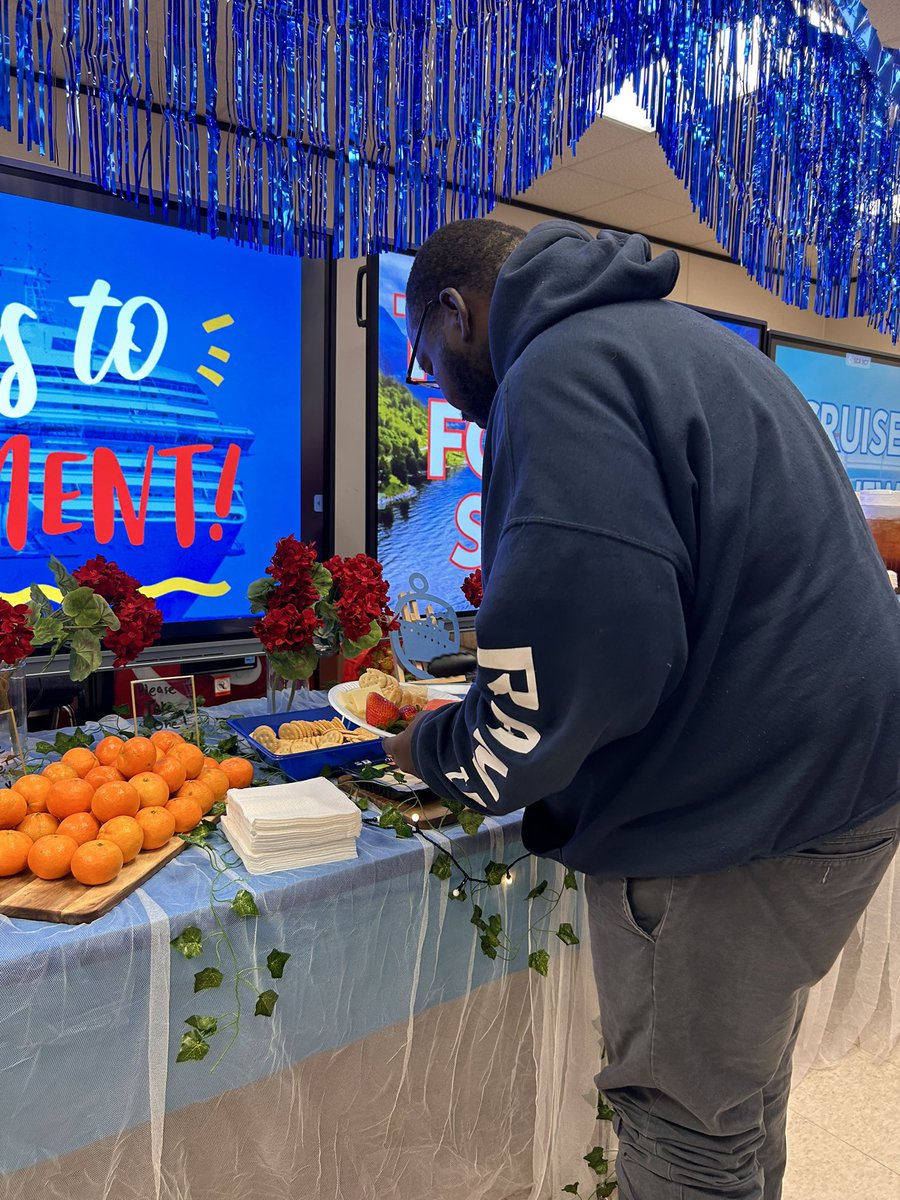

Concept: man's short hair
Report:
left=406, top=218, right=526, bottom=328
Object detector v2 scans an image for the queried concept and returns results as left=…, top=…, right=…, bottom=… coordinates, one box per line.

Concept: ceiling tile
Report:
left=518, top=167, right=634, bottom=213
left=640, top=212, right=726, bottom=248
left=576, top=191, right=690, bottom=230
left=571, top=137, right=679, bottom=191
left=643, top=176, right=695, bottom=206
left=569, top=118, right=653, bottom=159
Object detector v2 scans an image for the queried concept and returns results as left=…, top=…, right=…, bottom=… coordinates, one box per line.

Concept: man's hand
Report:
left=382, top=711, right=428, bottom=776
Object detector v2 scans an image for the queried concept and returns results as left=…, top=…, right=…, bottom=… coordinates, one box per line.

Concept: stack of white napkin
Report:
left=220, top=777, right=362, bottom=874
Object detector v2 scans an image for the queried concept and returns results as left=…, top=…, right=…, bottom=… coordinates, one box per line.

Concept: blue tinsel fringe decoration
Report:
left=0, top=0, right=898, bottom=340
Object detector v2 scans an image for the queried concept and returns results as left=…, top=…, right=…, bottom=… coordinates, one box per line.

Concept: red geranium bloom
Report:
left=461, top=568, right=483, bottom=609
left=0, top=599, right=34, bottom=666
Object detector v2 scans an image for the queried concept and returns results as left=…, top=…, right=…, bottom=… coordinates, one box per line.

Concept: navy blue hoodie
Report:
left=410, top=220, right=900, bottom=877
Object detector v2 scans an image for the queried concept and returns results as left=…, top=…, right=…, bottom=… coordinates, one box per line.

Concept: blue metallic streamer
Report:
left=5, top=0, right=900, bottom=341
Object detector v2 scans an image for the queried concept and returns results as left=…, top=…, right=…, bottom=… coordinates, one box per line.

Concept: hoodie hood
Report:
left=489, top=220, right=680, bottom=382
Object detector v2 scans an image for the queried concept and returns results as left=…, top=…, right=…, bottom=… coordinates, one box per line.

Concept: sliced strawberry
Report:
left=424, top=698, right=458, bottom=712
left=399, top=705, right=418, bottom=722
left=366, top=692, right=401, bottom=730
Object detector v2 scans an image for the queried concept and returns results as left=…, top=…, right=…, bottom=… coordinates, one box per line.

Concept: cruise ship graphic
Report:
left=0, top=266, right=255, bottom=620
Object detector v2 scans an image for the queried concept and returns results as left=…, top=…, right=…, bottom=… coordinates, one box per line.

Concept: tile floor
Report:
left=784, top=1044, right=900, bottom=1199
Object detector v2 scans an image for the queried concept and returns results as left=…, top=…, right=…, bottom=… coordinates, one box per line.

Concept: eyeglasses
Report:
left=405, top=298, right=440, bottom=388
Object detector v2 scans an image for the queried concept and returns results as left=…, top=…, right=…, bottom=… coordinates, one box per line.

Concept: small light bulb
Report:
left=452, top=887, right=461, bottom=898
left=411, top=812, right=420, bottom=822
left=503, top=872, right=513, bottom=886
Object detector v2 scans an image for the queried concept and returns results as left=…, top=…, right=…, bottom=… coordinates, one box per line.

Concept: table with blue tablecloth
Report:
left=0, top=697, right=601, bottom=1200
left=0, top=697, right=896, bottom=1200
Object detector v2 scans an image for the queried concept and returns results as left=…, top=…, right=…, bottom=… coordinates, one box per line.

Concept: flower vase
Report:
left=0, top=660, right=27, bottom=773
left=266, top=657, right=312, bottom=714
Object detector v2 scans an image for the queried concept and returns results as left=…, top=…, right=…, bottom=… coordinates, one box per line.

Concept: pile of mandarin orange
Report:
left=0, top=731, right=255, bottom=886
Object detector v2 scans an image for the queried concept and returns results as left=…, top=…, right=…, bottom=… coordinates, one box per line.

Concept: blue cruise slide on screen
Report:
left=0, top=188, right=302, bottom=622
left=772, top=340, right=900, bottom=490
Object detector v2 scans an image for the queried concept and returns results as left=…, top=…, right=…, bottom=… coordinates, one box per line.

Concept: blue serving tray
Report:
left=225, top=706, right=384, bottom=782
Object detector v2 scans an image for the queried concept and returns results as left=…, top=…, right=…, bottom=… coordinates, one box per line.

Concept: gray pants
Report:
left=585, top=803, right=900, bottom=1200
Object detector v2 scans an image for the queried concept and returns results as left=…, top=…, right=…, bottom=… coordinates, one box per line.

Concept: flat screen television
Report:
left=0, top=163, right=333, bottom=656
left=690, top=305, right=767, bottom=350
left=769, top=333, right=900, bottom=491
left=369, top=249, right=768, bottom=611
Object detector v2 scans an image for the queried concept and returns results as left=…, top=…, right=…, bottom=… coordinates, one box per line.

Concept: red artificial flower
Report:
left=72, top=556, right=164, bottom=666
left=73, top=556, right=140, bottom=606
left=325, top=554, right=398, bottom=643
left=104, top=592, right=164, bottom=668
left=461, top=568, right=483, bottom=609
left=0, top=598, right=34, bottom=666
left=255, top=603, right=321, bottom=654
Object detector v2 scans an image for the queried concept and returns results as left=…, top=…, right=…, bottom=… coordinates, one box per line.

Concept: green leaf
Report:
left=34, top=740, right=55, bottom=756
left=112, top=703, right=130, bottom=717
left=68, top=630, right=103, bottom=682
left=53, top=729, right=93, bottom=754
left=594, top=1182, right=617, bottom=1198
left=556, top=923, right=580, bottom=947
left=267, top=646, right=318, bottom=682
left=61, top=587, right=106, bottom=629
left=480, top=935, right=498, bottom=960
left=231, top=889, right=260, bottom=917
left=209, top=800, right=226, bottom=817
left=28, top=615, right=61, bottom=645
left=449, top=885, right=467, bottom=902
left=470, top=903, right=486, bottom=931
left=176, top=1030, right=210, bottom=1063
left=597, top=1095, right=616, bottom=1123
left=185, top=1015, right=219, bottom=1036
left=171, top=926, right=203, bottom=959
left=378, top=805, right=413, bottom=838
left=48, top=556, right=78, bottom=596
left=215, top=734, right=239, bottom=756
left=562, top=1186, right=580, bottom=1196
left=246, top=576, right=276, bottom=613
left=309, top=562, right=334, bottom=597
left=564, top=869, right=578, bottom=891
left=353, top=793, right=370, bottom=812
left=526, top=880, right=549, bottom=901
left=430, top=852, right=453, bottom=881
left=458, top=809, right=485, bottom=836
left=341, top=619, right=382, bottom=660
left=28, top=584, right=52, bottom=618
left=484, top=860, right=508, bottom=887
left=528, top=949, right=550, bottom=977
left=584, top=1147, right=609, bottom=1176
left=194, top=967, right=224, bottom=992
left=487, top=913, right=502, bottom=937
left=266, top=949, right=291, bottom=979
left=255, top=989, right=279, bottom=1017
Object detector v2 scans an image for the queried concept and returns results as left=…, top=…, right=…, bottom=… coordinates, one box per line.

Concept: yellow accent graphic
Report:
left=197, top=364, right=224, bottom=387
left=0, top=579, right=231, bottom=605
left=209, top=346, right=231, bottom=362
left=202, top=314, right=234, bottom=333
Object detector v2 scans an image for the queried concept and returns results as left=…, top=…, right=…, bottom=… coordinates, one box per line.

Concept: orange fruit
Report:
left=0, top=829, right=33, bottom=876
left=46, top=777, right=95, bottom=820
left=130, top=771, right=170, bottom=809
left=91, top=781, right=141, bottom=823
left=171, top=742, right=205, bottom=780
left=176, top=779, right=216, bottom=816
left=61, top=747, right=99, bottom=778
left=135, top=806, right=177, bottom=850
left=12, top=774, right=52, bottom=813
left=70, top=838, right=123, bottom=886
left=115, top=737, right=157, bottom=779
left=202, top=756, right=220, bottom=772
left=219, top=757, right=254, bottom=790
left=98, top=815, right=144, bottom=863
left=0, top=788, right=28, bottom=829
left=17, top=812, right=59, bottom=840
left=42, top=761, right=78, bottom=783
left=95, top=735, right=125, bottom=766
left=56, top=812, right=101, bottom=846
left=165, top=796, right=203, bottom=833
left=150, top=730, right=184, bottom=753
left=198, top=767, right=229, bottom=803
left=84, top=764, right=125, bottom=789
left=28, top=834, right=79, bottom=880
left=155, top=755, right=187, bottom=794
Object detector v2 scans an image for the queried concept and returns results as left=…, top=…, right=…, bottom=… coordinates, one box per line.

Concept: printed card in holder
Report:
left=130, top=674, right=201, bottom=745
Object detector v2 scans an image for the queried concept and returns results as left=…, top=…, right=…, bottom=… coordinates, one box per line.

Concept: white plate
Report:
left=328, top=680, right=469, bottom=737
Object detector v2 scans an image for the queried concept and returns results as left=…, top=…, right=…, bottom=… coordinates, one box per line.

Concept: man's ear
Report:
left=439, top=287, right=474, bottom=343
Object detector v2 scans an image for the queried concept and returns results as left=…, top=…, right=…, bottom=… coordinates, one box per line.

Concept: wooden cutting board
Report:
left=0, top=836, right=187, bottom=924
